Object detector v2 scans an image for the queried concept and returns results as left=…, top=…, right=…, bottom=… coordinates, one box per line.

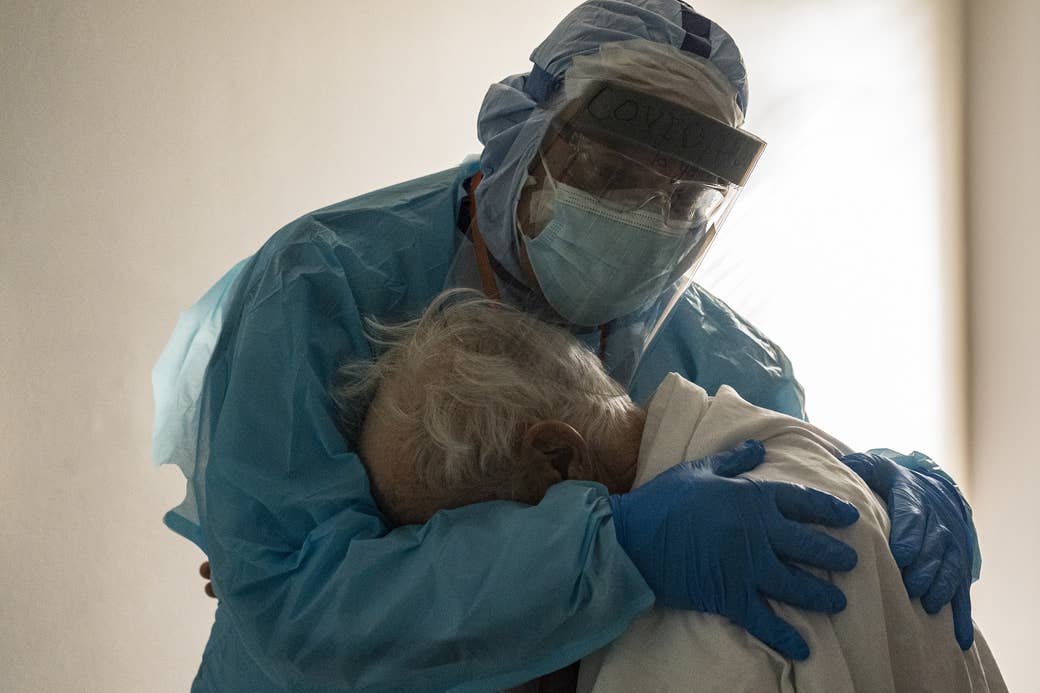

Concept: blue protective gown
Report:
left=155, top=159, right=811, bottom=692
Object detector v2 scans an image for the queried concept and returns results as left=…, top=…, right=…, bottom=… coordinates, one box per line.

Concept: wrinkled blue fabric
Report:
left=608, top=440, right=860, bottom=661
left=155, top=160, right=812, bottom=693
left=153, top=256, right=250, bottom=550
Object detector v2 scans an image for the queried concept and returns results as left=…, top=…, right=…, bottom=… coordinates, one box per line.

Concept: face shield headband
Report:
left=563, top=80, right=766, bottom=188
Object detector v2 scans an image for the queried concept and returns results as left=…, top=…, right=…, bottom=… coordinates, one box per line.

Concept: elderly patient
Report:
left=333, top=290, right=1005, bottom=693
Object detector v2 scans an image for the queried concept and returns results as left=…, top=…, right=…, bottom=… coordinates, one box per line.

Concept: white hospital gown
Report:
left=576, top=373, right=1006, bottom=693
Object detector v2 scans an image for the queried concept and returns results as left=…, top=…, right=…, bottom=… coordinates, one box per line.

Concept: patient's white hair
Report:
left=332, top=289, right=638, bottom=523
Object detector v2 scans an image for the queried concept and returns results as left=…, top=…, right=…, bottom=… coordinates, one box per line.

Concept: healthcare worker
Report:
left=154, top=2, right=981, bottom=691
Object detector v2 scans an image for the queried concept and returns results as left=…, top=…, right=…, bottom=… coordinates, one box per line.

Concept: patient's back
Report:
left=577, top=373, right=1006, bottom=693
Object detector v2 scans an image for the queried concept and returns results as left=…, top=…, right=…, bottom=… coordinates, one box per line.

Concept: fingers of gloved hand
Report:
left=769, top=519, right=858, bottom=572
left=921, top=544, right=961, bottom=615
left=841, top=452, right=893, bottom=497
left=901, top=515, right=947, bottom=598
left=758, top=557, right=848, bottom=614
left=200, top=561, right=211, bottom=579
left=707, top=439, right=765, bottom=477
left=887, top=490, right=927, bottom=568
left=770, top=482, right=860, bottom=527
left=742, top=595, right=811, bottom=661
left=205, top=582, right=215, bottom=599
left=951, top=583, right=975, bottom=651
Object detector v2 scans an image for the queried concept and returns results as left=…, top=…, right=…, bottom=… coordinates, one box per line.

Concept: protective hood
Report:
left=474, top=0, right=750, bottom=286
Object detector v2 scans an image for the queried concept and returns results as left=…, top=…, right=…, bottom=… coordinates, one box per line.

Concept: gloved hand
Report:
left=608, top=440, right=859, bottom=661
left=841, top=452, right=975, bottom=650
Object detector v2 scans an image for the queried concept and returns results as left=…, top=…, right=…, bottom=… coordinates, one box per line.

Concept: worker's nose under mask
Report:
left=522, top=180, right=702, bottom=327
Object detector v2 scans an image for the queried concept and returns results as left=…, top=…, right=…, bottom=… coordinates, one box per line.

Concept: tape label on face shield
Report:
left=570, top=82, right=766, bottom=186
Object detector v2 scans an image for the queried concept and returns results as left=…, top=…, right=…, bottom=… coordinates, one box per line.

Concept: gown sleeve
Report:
left=188, top=228, right=654, bottom=692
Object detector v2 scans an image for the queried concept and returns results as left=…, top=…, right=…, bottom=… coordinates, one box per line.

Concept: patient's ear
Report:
left=520, top=420, right=593, bottom=484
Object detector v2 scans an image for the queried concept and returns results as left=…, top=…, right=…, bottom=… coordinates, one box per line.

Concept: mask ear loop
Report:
left=537, top=152, right=559, bottom=192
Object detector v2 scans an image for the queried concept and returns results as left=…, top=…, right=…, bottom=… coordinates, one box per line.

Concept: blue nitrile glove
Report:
left=841, top=451, right=975, bottom=650
left=608, top=440, right=860, bottom=661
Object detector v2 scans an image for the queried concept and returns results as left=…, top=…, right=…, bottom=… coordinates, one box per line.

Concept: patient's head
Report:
left=333, top=290, right=645, bottom=526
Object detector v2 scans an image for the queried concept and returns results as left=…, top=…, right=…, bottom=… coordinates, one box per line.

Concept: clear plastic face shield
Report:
left=515, top=41, right=765, bottom=345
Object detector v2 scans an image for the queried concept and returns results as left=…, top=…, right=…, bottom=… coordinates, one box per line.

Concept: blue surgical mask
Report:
left=523, top=181, right=702, bottom=327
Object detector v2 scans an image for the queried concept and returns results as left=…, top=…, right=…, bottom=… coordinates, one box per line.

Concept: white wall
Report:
left=966, top=2, right=1040, bottom=691
left=694, top=0, right=967, bottom=480
left=1, top=1, right=1017, bottom=691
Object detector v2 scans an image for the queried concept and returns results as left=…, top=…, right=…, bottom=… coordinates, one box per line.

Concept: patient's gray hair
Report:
left=332, top=289, right=638, bottom=522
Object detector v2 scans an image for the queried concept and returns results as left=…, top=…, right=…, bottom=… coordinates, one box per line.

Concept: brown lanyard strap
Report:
left=598, top=321, right=610, bottom=361
left=466, top=172, right=609, bottom=361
